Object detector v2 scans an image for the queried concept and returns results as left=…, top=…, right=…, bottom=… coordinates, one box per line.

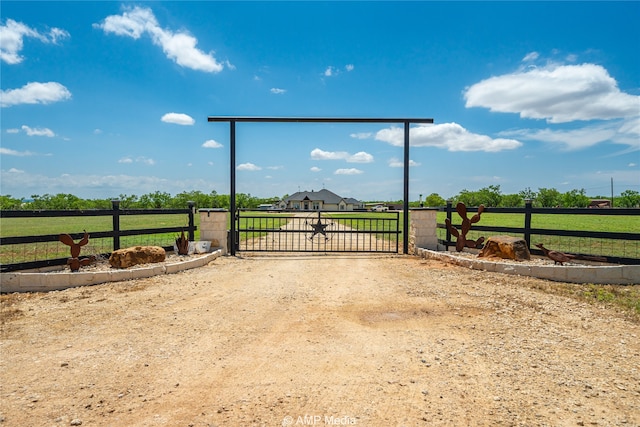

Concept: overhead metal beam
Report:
left=208, top=116, right=435, bottom=255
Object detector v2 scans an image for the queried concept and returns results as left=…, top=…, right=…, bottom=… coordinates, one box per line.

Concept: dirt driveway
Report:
left=1, top=255, right=639, bottom=426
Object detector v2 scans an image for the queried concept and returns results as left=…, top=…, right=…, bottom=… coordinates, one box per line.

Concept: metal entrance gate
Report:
left=235, top=210, right=400, bottom=253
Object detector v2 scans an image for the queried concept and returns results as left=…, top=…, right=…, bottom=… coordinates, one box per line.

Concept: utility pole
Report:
left=611, top=177, right=614, bottom=208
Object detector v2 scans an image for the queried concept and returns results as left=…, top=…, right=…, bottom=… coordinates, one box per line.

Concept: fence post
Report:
left=187, top=201, right=195, bottom=241
left=112, top=200, right=121, bottom=251
left=445, top=200, right=452, bottom=250
left=524, top=199, right=532, bottom=249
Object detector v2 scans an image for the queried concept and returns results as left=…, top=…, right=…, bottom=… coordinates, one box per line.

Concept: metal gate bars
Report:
left=235, top=210, right=400, bottom=253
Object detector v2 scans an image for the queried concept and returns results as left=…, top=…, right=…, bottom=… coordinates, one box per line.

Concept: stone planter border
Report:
left=415, top=248, right=639, bottom=285
left=1, top=249, right=223, bottom=293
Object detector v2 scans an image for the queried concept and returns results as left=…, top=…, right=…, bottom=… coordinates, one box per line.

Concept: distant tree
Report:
left=139, top=191, right=172, bottom=208
left=424, top=193, right=446, bottom=207
left=499, top=193, right=524, bottom=207
left=455, top=189, right=479, bottom=207
left=0, top=195, right=23, bottom=209
left=519, top=187, right=537, bottom=201
left=477, top=185, right=502, bottom=207
left=536, top=188, right=562, bottom=207
left=118, top=194, right=139, bottom=209
left=619, top=190, right=640, bottom=208
left=455, top=185, right=502, bottom=207
left=561, top=189, right=590, bottom=207
left=170, top=190, right=214, bottom=209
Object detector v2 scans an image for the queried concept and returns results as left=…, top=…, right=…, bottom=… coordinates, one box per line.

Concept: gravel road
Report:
left=1, top=254, right=638, bottom=426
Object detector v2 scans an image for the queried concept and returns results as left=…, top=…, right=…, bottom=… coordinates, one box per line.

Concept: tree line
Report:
left=416, top=185, right=639, bottom=208
left=1, top=186, right=638, bottom=210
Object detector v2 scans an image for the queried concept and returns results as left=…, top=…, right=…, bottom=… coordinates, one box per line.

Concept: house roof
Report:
left=283, top=189, right=360, bottom=204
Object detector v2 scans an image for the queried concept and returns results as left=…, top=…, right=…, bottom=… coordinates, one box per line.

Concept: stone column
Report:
left=199, top=209, right=229, bottom=255
left=409, top=208, right=438, bottom=254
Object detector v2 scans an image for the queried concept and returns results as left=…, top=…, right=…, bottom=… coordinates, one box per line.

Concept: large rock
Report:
left=109, top=246, right=166, bottom=269
left=478, top=235, right=530, bottom=261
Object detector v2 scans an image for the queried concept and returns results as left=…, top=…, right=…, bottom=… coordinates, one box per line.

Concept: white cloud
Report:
left=7, top=168, right=24, bottom=173
left=237, top=162, right=261, bottom=171
left=95, top=6, right=224, bottom=73
left=0, top=147, right=37, bottom=156
left=324, top=66, right=335, bottom=77
left=501, top=118, right=639, bottom=151
left=310, top=166, right=322, bottom=172
left=161, top=112, right=195, bottom=125
left=388, top=157, right=420, bottom=168
left=375, top=123, right=522, bottom=152
left=348, top=151, right=374, bottom=163
left=93, top=129, right=103, bottom=135
left=118, top=156, right=155, bottom=165
left=629, top=163, right=637, bottom=167
left=310, top=148, right=374, bottom=163
left=350, top=132, right=372, bottom=139
left=464, top=63, right=640, bottom=123
left=345, top=64, right=354, bottom=72
left=1, top=81, right=71, bottom=107
left=6, top=128, right=19, bottom=134
left=311, top=148, right=347, bottom=160
left=202, top=139, right=223, bottom=148
left=334, top=168, right=363, bottom=175
left=0, top=19, right=69, bottom=64
left=267, top=165, right=283, bottom=170
left=21, top=125, right=55, bottom=137
left=270, top=88, right=286, bottom=94
left=522, top=51, right=539, bottom=62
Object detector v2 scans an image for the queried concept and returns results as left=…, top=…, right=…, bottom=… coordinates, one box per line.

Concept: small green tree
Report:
left=499, top=193, right=524, bottom=207
left=562, top=189, right=590, bottom=207
left=536, top=187, right=562, bottom=207
left=619, top=190, right=640, bottom=208
left=0, top=195, right=23, bottom=209
left=424, top=193, right=446, bottom=207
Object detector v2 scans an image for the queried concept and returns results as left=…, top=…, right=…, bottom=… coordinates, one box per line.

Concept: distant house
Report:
left=278, top=189, right=364, bottom=211
left=588, top=199, right=612, bottom=208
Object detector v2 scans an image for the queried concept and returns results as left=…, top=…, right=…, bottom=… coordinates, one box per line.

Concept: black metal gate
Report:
left=235, top=210, right=400, bottom=253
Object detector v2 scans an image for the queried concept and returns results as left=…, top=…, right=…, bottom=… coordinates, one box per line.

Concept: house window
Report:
left=312, top=202, right=320, bottom=210
left=340, top=204, right=345, bottom=210
left=293, top=203, right=300, bottom=210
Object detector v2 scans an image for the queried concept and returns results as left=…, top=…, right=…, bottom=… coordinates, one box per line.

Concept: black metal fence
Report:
left=438, top=200, right=640, bottom=265
left=0, top=201, right=196, bottom=272
left=236, top=209, right=400, bottom=253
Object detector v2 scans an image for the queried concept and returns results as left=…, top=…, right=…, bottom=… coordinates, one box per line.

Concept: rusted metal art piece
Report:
left=59, top=230, right=94, bottom=272
left=535, top=243, right=607, bottom=265
left=175, top=230, right=189, bottom=255
left=445, top=202, right=486, bottom=251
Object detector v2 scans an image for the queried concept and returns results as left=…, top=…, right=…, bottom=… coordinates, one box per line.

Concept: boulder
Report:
left=478, top=235, right=530, bottom=261
left=109, top=245, right=166, bottom=269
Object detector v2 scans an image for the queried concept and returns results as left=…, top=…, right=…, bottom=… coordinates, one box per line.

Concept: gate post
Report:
left=199, top=209, right=229, bottom=255
left=409, top=208, right=438, bottom=254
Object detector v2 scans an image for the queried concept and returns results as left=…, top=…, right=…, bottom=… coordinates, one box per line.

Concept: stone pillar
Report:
left=199, top=209, right=229, bottom=255
left=409, top=208, right=438, bottom=254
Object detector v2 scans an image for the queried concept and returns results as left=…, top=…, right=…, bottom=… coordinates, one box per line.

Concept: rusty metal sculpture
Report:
left=445, top=202, right=485, bottom=251
left=59, top=230, right=95, bottom=271
left=175, top=230, right=190, bottom=255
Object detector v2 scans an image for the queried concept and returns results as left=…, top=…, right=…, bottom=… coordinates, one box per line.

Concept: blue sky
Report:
left=1, top=1, right=639, bottom=202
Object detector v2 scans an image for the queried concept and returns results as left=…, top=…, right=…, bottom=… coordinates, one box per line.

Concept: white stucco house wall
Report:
left=278, top=189, right=364, bottom=211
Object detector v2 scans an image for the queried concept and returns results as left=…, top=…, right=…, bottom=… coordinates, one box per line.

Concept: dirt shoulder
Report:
left=1, top=255, right=639, bottom=426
